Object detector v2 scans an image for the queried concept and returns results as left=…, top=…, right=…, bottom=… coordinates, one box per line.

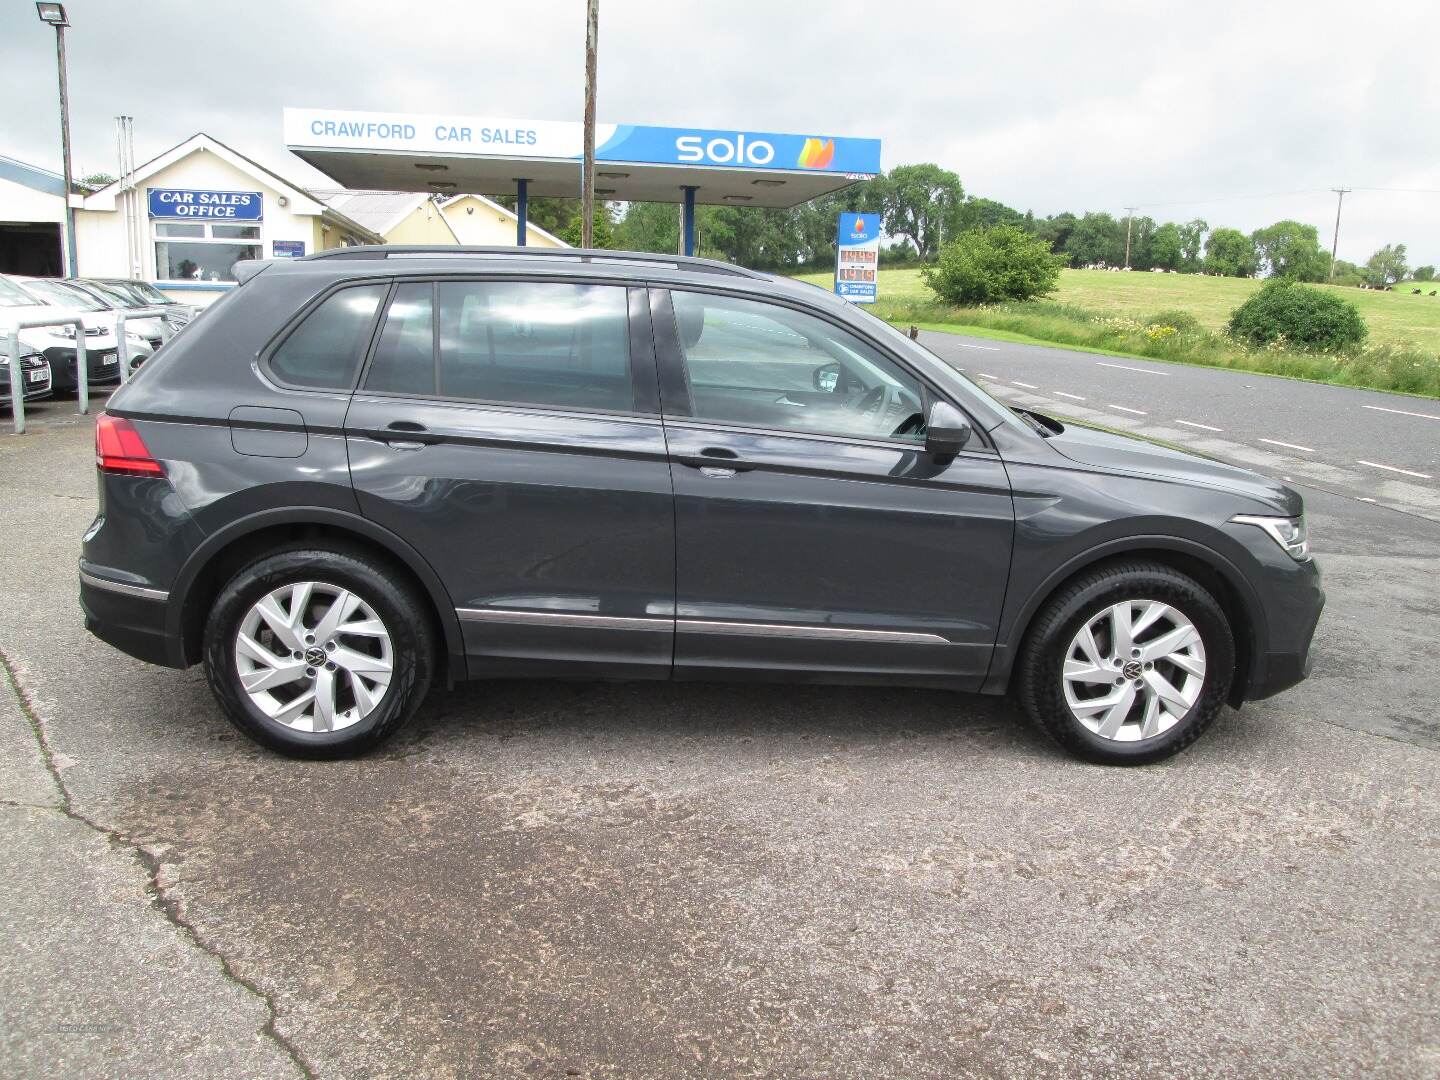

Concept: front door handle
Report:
left=366, top=421, right=442, bottom=448
left=679, top=447, right=755, bottom=473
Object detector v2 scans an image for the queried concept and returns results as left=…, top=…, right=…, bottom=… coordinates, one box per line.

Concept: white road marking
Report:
left=1013, top=381, right=1039, bottom=389
left=1097, top=362, right=1167, bottom=375
left=1053, top=391, right=1087, bottom=401
left=1361, top=404, right=1440, bottom=421
left=1259, top=438, right=1315, bottom=453
left=1359, top=497, right=1377, bottom=503
left=1176, top=419, right=1223, bottom=432
left=978, top=373, right=1000, bottom=379
left=1357, top=460, right=1432, bottom=480
left=1110, top=405, right=1148, bottom=416
left=956, top=342, right=1001, bottom=351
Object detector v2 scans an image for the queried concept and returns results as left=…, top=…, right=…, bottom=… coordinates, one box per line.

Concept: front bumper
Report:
left=1240, top=552, right=1325, bottom=702
left=42, top=345, right=122, bottom=393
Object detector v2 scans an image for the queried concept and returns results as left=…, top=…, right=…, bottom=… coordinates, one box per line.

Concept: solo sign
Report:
left=148, top=188, right=263, bottom=220
left=834, top=212, right=881, bottom=303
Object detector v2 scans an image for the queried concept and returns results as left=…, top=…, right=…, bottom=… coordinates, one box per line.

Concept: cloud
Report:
left=1, top=0, right=1436, bottom=264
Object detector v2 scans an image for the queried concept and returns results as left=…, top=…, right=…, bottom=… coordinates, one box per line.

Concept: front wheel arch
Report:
left=990, top=539, right=1261, bottom=705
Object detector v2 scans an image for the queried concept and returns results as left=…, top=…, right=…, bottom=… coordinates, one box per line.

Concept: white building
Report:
left=0, top=133, right=570, bottom=306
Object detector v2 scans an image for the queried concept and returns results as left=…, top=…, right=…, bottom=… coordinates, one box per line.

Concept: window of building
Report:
left=669, top=291, right=926, bottom=442
left=364, top=280, right=633, bottom=413
left=154, top=221, right=263, bottom=283
left=268, top=285, right=386, bottom=390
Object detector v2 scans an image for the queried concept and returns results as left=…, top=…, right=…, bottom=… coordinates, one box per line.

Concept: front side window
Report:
left=268, top=284, right=386, bottom=389
left=154, top=221, right=262, bottom=283
left=669, top=291, right=926, bottom=442
left=364, top=280, right=633, bottom=413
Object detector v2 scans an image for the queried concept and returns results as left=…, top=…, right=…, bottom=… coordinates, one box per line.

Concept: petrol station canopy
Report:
left=283, top=108, right=882, bottom=208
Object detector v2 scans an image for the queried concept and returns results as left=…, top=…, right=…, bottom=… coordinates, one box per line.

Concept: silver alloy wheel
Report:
left=1061, top=600, right=1206, bottom=742
left=234, top=581, right=394, bottom=733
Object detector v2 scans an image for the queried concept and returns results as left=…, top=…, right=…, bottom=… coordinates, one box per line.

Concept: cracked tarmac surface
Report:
left=1, top=404, right=1437, bottom=1078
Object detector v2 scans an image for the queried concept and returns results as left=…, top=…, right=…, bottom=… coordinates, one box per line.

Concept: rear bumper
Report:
left=79, top=567, right=186, bottom=669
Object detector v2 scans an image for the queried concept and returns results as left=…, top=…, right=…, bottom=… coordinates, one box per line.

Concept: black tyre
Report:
left=1016, top=561, right=1235, bottom=765
left=202, top=544, right=435, bottom=759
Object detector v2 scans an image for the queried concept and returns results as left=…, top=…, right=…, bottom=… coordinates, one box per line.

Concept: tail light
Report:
left=95, top=413, right=164, bottom=476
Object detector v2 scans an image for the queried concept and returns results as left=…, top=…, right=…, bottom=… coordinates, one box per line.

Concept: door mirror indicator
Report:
left=925, top=401, right=973, bottom=456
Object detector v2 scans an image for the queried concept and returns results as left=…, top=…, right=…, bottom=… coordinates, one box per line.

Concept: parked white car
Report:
left=0, top=274, right=150, bottom=395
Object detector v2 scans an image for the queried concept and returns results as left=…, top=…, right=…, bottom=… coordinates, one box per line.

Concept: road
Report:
left=918, top=330, right=1440, bottom=522
left=1, top=394, right=1437, bottom=1079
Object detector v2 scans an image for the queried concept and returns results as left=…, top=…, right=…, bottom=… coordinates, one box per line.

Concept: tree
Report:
left=1149, top=222, right=1184, bottom=271
left=560, top=205, right=616, bottom=248
left=1178, top=218, right=1208, bottom=270
left=1364, top=243, right=1409, bottom=287
left=955, top=196, right=1024, bottom=234
left=1251, top=220, right=1328, bottom=281
left=77, top=171, right=116, bottom=192
left=921, top=224, right=1062, bottom=305
left=877, top=163, right=963, bottom=259
left=1228, top=280, right=1367, bottom=352
left=613, top=201, right=679, bottom=254
left=1125, top=215, right=1158, bottom=269
left=1063, top=212, right=1125, bottom=267
left=1329, top=259, right=1367, bottom=288
left=1414, top=265, right=1436, bottom=282
left=1033, top=212, right=1078, bottom=255
left=1204, top=228, right=1259, bottom=277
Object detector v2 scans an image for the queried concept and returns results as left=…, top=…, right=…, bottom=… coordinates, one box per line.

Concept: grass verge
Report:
left=883, top=298, right=1440, bottom=399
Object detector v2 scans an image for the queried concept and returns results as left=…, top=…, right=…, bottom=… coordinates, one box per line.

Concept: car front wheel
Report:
left=202, top=546, right=435, bottom=758
left=1016, top=561, right=1235, bottom=765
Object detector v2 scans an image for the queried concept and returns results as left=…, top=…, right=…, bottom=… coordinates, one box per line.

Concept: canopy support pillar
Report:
left=681, top=186, right=697, bottom=257
left=515, top=178, right=529, bottom=246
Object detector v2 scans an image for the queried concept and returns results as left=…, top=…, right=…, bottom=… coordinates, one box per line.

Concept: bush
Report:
left=1144, top=309, right=1204, bottom=335
left=1227, top=280, right=1367, bottom=352
left=921, top=224, right=1062, bottom=305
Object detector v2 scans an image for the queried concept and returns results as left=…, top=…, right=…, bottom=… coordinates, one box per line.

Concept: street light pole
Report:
left=1123, top=206, right=1138, bottom=270
left=36, top=3, right=77, bottom=277
left=580, top=0, right=599, bottom=249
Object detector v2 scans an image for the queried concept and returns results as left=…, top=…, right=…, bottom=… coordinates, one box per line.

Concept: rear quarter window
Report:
left=268, top=284, right=386, bottom=390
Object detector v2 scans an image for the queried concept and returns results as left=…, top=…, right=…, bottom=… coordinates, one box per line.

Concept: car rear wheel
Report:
left=1016, top=562, right=1235, bottom=764
left=202, top=546, right=434, bottom=758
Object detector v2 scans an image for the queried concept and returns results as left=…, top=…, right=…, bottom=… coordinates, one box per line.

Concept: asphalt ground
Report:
left=917, top=330, right=1440, bottom=522
left=1, top=388, right=1437, bottom=1079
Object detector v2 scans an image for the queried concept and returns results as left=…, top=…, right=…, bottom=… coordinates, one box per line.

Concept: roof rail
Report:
left=298, top=244, right=765, bottom=278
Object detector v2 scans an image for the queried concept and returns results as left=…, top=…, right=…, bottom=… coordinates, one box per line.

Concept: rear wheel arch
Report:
left=170, top=509, right=464, bottom=681
left=997, top=538, right=1262, bottom=704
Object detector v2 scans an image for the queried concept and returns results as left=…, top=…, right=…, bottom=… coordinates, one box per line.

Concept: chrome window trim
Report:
left=79, top=570, right=168, bottom=602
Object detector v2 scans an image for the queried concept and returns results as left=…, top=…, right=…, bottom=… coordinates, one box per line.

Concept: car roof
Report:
left=241, top=245, right=837, bottom=308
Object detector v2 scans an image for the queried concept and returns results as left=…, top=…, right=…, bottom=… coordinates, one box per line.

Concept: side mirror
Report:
left=925, top=401, right=973, bottom=456
left=813, top=362, right=843, bottom=393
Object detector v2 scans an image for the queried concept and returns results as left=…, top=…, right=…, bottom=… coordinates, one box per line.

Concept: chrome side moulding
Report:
left=455, top=608, right=672, bottom=632
left=79, top=569, right=169, bottom=602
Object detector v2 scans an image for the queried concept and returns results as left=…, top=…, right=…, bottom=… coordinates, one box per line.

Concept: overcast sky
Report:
left=2, top=0, right=1437, bottom=266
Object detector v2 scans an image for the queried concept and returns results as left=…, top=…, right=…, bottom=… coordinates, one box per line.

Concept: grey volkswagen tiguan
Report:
left=79, top=246, right=1323, bottom=764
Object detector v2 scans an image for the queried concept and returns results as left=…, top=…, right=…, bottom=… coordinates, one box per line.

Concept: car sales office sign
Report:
left=148, top=188, right=263, bottom=220
left=835, top=213, right=881, bottom=303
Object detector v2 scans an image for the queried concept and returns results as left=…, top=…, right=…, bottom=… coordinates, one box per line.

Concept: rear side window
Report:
left=269, top=284, right=386, bottom=389
left=363, top=280, right=633, bottom=413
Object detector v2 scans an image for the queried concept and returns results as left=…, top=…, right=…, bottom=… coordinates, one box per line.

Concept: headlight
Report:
left=1232, top=514, right=1310, bottom=561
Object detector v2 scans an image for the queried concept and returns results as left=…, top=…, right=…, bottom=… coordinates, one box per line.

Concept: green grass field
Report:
left=794, top=268, right=1440, bottom=353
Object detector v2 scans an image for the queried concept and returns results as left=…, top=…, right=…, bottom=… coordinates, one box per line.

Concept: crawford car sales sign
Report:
left=148, top=188, right=263, bottom=220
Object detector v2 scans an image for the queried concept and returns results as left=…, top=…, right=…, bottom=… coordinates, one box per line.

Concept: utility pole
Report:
left=1123, top=206, right=1138, bottom=270
left=1329, top=188, right=1351, bottom=281
left=580, top=0, right=599, bottom=249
